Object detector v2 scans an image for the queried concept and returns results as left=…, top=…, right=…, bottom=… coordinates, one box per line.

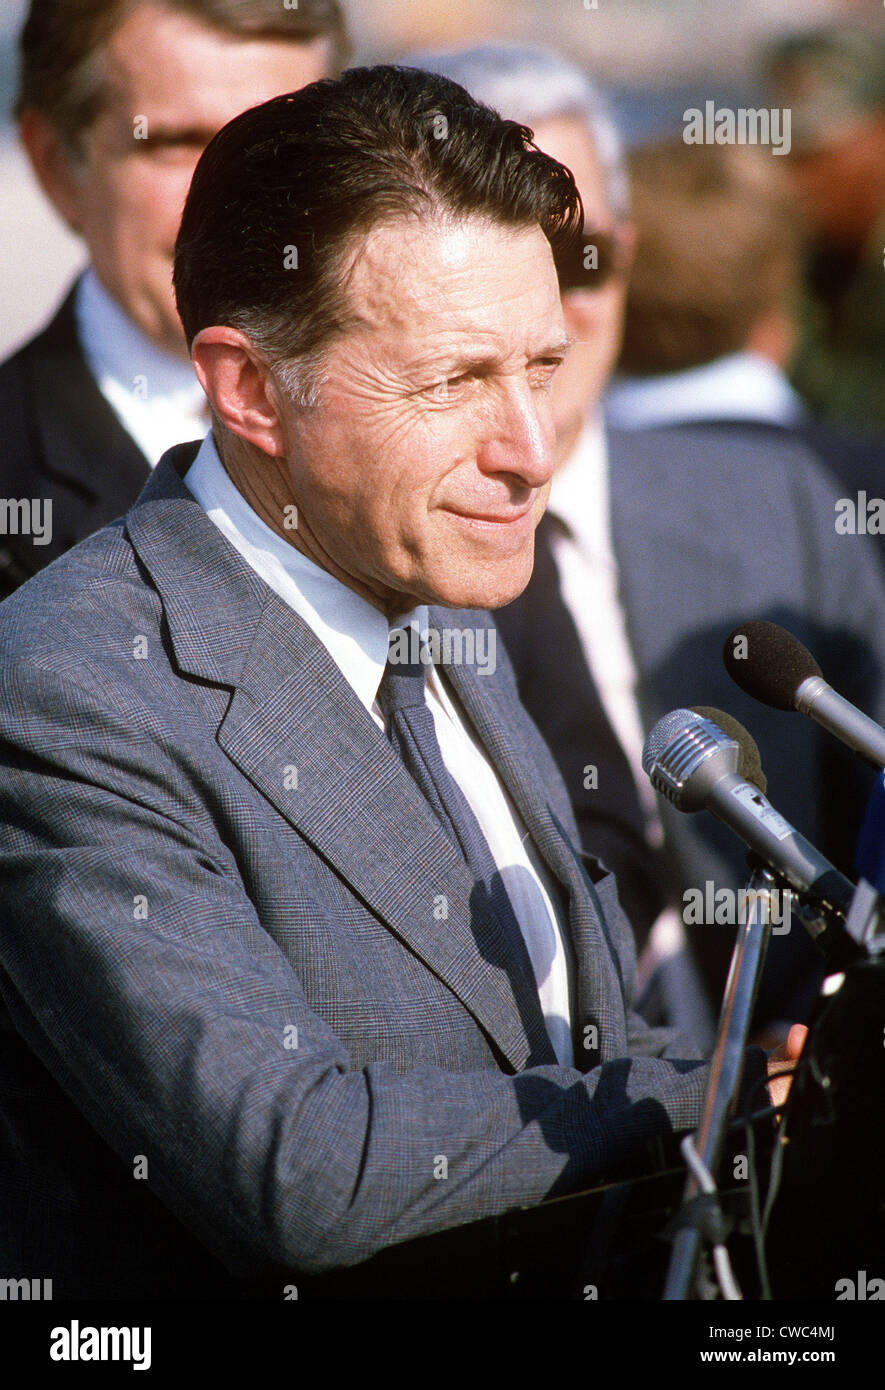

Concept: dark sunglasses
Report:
left=554, top=227, right=631, bottom=293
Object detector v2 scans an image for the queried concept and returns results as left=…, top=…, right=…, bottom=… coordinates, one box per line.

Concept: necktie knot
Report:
left=378, top=627, right=429, bottom=720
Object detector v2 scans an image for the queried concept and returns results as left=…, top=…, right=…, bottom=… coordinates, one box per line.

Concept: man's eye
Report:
left=529, top=360, right=563, bottom=390
left=425, top=374, right=470, bottom=401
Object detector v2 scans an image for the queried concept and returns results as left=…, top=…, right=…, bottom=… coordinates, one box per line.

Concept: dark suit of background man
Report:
left=0, top=0, right=349, bottom=597
left=0, top=67, right=800, bottom=1299
left=413, top=45, right=885, bottom=1045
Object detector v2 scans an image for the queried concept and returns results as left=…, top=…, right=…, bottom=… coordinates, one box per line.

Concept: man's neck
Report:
left=214, top=429, right=410, bottom=620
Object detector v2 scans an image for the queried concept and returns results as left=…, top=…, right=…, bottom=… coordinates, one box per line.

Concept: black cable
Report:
left=743, top=1106, right=771, bottom=1300
left=736, top=1067, right=796, bottom=1298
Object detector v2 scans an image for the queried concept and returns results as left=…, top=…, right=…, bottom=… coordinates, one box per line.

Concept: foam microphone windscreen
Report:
left=691, top=706, right=767, bottom=794
left=723, top=620, right=822, bottom=711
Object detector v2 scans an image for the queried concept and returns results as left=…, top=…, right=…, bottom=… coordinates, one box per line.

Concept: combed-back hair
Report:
left=406, top=43, right=631, bottom=222
left=173, top=64, right=584, bottom=399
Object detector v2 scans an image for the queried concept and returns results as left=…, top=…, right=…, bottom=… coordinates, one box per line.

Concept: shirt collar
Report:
left=75, top=268, right=206, bottom=407
left=182, top=432, right=427, bottom=716
left=604, top=351, right=807, bottom=430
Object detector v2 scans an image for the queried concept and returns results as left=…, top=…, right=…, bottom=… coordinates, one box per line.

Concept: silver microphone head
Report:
left=642, top=709, right=740, bottom=811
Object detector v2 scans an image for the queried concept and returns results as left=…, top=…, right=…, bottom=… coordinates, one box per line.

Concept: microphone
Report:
left=642, top=709, right=863, bottom=967
left=691, top=705, right=766, bottom=794
left=723, top=620, right=885, bottom=769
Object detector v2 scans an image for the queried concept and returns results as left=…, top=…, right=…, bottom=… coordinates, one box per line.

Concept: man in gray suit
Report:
left=0, top=66, right=790, bottom=1299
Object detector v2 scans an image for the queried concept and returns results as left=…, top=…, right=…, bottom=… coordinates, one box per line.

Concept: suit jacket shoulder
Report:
left=605, top=423, right=885, bottom=707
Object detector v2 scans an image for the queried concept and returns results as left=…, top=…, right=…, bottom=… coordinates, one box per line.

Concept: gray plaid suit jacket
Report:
left=0, top=440, right=754, bottom=1298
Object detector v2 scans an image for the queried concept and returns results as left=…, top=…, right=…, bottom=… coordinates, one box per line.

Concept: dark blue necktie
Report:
left=378, top=631, right=529, bottom=960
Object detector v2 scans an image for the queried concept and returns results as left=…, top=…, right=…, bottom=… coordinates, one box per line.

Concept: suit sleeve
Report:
left=0, top=652, right=729, bottom=1281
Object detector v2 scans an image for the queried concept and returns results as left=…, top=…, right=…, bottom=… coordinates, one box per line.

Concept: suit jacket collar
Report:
left=127, top=445, right=601, bottom=1071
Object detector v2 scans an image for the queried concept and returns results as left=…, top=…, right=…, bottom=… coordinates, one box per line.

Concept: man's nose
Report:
left=477, top=381, right=556, bottom=487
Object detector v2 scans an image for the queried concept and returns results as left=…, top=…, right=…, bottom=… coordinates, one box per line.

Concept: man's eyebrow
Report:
left=409, top=336, right=575, bottom=376
left=540, top=334, right=575, bottom=359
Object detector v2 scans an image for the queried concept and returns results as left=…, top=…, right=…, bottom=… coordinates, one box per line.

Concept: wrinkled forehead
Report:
left=335, top=213, right=567, bottom=361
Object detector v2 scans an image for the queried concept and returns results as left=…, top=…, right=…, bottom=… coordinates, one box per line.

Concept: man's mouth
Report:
left=442, top=502, right=535, bottom=528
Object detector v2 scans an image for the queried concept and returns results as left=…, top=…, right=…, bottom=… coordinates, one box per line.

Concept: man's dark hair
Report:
left=16, top=0, right=350, bottom=153
left=173, top=65, right=583, bottom=402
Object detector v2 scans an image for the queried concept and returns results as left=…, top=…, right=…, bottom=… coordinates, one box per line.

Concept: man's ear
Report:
left=18, top=108, right=87, bottom=233
left=191, top=326, right=286, bottom=459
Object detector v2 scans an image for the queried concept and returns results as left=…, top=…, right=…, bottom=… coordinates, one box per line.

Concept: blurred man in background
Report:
left=0, top=0, right=349, bottom=596
left=411, top=43, right=885, bottom=1046
left=607, top=140, right=807, bottom=433
left=606, top=138, right=884, bottom=530
left=764, top=24, right=885, bottom=432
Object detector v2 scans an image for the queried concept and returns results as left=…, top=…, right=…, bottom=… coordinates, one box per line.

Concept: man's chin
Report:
left=418, top=547, right=536, bottom=612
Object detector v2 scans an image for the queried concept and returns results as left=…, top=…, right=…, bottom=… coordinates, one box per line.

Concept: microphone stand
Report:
left=663, top=860, right=776, bottom=1300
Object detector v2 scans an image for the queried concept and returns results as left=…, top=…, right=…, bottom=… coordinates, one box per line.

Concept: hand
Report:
left=766, top=1023, right=808, bottom=1111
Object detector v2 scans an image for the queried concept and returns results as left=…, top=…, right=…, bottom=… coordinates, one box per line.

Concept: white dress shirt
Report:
left=75, top=269, right=210, bottom=466
left=184, top=432, right=575, bottom=1065
left=604, top=351, right=807, bottom=432
left=546, top=416, right=661, bottom=841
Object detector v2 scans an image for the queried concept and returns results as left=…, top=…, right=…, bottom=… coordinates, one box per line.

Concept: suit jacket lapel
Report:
left=26, top=282, right=151, bottom=513
left=126, top=454, right=556, bottom=1072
